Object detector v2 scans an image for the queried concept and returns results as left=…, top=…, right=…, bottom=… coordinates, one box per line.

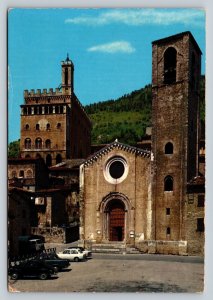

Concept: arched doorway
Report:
left=107, top=200, right=125, bottom=241
left=56, top=154, right=62, bottom=164
left=46, top=154, right=52, bottom=167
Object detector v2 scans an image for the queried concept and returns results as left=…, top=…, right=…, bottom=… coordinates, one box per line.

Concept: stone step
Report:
left=90, top=243, right=142, bottom=254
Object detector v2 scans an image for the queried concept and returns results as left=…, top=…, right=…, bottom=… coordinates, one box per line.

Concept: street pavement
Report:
left=8, top=242, right=204, bottom=293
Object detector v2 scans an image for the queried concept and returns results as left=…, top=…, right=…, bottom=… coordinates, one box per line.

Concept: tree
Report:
left=8, top=139, right=20, bottom=158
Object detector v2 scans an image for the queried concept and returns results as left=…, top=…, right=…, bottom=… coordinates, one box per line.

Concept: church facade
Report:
left=79, top=31, right=205, bottom=255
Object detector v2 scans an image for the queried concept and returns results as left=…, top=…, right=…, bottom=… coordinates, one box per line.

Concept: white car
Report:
left=57, top=249, right=86, bottom=262
left=68, top=247, right=92, bottom=258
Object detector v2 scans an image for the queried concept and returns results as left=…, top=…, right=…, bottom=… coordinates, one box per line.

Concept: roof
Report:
left=84, top=140, right=150, bottom=167
left=49, top=159, right=85, bottom=171
left=187, top=176, right=205, bottom=186
left=152, top=31, right=202, bottom=55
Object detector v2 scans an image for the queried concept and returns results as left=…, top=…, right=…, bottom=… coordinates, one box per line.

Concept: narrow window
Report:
left=198, top=195, right=205, bottom=207
left=197, top=218, right=204, bottom=232
left=46, top=123, right=50, bottom=130
left=11, top=171, right=17, bottom=178
left=165, top=142, right=173, bottom=154
left=24, top=138, right=31, bottom=149
left=36, top=123, right=40, bottom=131
left=164, top=176, right=173, bottom=191
left=57, top=123, right=61, bottom=129
left=46, top=154, right=52, bottom=167
left=45, top=139, right=51, bottom=149
left=25, top=124, right=29, bottom=130
left=26, top=169, right=33, bottom=178
left=19, top=170, right=24, bottom=177
left=35, top=138, right=42, bottom=149
left=164, top=47, right=177, bottom=84
left=166, top=227, right=171, bottom=235
left=65, top=67, right=68, bottom=85
left=56, top=154, right=62, bottom=164
left=166, top=208, right=170, bottom=215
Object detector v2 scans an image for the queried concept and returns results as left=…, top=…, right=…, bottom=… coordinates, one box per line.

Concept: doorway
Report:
left=108, top=200, right=125, bottom=241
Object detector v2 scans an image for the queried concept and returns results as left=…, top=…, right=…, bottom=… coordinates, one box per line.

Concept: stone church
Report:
left=79, top=31, right=205, bottom=255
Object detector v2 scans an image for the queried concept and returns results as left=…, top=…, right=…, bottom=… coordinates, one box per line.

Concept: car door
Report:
left=62, top=250, right=71, bottom=260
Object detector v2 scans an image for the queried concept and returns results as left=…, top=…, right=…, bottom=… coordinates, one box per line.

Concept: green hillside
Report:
left=84, top=84, right=152, bottom=145
left=85, top=76, right=205, bottom=146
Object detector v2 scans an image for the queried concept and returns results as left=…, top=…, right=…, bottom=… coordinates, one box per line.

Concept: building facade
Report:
left=20, top=55, right=91, bottom=166
left=80, top=32, right=205, bottom=255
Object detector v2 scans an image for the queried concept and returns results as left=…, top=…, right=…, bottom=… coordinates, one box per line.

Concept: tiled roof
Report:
left=50, top=159, right=85, bottom=170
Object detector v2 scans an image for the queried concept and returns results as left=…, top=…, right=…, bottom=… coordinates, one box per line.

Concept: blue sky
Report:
left=8, top=8, right=206, bottom=143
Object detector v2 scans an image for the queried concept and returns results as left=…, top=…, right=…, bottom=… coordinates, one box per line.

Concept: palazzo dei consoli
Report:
left=8, top=31, right=205, bottom=256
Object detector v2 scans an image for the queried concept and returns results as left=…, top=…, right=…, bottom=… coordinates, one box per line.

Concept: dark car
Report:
left=37, top=252, right=70, bottom=272
left=8, top=260, right=57, bottom=280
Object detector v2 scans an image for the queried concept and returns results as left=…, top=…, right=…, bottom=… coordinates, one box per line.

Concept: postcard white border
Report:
left=1, top=1, right=213, bottom=299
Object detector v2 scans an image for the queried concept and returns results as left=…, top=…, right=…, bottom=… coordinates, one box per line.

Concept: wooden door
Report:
left=109, top=201, right=125, bottom=241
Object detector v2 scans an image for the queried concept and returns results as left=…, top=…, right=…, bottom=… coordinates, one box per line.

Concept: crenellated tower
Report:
left=20, top=55, right=91, bottom=166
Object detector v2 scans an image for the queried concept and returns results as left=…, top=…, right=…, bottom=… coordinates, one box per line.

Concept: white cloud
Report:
left=87, top=41, right=135, bottom=54
left=65, top=8, right=205, bottom=27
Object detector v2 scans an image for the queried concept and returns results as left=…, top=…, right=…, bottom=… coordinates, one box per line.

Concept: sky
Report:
left=8, top=8, right=206, bottom=143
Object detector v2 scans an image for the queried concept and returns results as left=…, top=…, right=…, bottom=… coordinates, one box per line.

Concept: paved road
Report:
left=8, top=252, right=204, bottom=293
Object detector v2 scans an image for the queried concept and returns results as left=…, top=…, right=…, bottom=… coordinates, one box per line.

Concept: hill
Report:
left=84, top=84, right=152, bottom=145
left=85, top=76, right=205, bottom=146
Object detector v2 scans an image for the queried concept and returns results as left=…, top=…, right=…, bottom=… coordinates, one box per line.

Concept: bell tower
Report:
left=61, top=53, right=74, bottom=95
left=151, top=32, right=202, bottom=241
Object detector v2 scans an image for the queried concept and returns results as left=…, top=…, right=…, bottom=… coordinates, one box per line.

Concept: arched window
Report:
left=36, top=123, right=40, bottom=131
left=164, top=176, right=173, bottom=191
left=25, top=138, right=31, bottom=149
left=57, top=123, right=61, bottom=129
left=56, top=154, right=62, bottom=164
left=25, top=154, right=31, bottom=158
left=46, top=123, right=50, bottom=130
left=26, top=169, right=33, bottom=178
left=11, top=171, right=17, bottom=178
left=19, top=170, right=24, bottom=177
left=36, top=154, right=41, bottom=159
left=35, top=138, right=42, bottom=149
left=45, top=139, right=51, bottom=149
left=25, top=124, right=29, bottom=130
left=165, top=142, right=173, bottom=154
left=46, top=154, right=52, bottom=167
left=164, top=47, right=177, bottom=84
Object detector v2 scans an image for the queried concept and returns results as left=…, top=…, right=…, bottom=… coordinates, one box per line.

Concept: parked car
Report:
left=57, top=249, right=86, bottom=262
left=67, top=247, right=92, bottom=258
left=8, top=260, right=57, bottom=280
left=36, top=252, right=70, bottom=272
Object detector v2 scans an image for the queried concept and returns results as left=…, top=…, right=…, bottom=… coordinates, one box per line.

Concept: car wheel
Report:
left=39, top=273, right=48, bottom=280
left=74, top=257, right=79, bottom=262
left=11, top=273, right=18, bottom=280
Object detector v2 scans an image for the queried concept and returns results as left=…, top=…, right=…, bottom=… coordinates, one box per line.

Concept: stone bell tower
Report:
left=61, top=53, right=74, bottom=95
left=151, top=32, right=202, bottom=241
